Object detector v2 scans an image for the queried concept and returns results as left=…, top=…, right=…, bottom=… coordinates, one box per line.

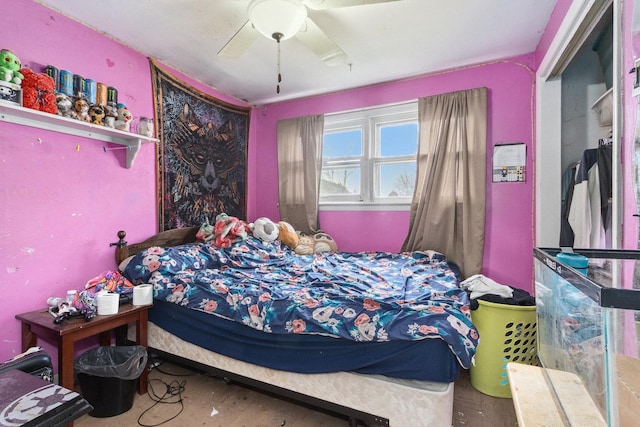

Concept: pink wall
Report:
left=254, top=58, right=537, bottom=291
left=1, top=0, right=574, bottom=367
left=0, top=1, right=251, bottom=364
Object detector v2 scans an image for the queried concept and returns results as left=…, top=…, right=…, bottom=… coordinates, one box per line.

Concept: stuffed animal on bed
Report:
left=277, top=221, right=299, bottom=249
left=313, top=232, right=338, bottom=253
left=250, top=217, right=279, bottom=243
left=214, top=213, right=250, bottom=248
left=294, top=232, right=338, bottom=255
left=195, top=222, right=215, bottom=242
left=294, top=233, right=315, bottom=255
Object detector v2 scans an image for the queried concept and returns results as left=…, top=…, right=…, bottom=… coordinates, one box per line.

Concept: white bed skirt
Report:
left=141, top=322, right=454, bottom=426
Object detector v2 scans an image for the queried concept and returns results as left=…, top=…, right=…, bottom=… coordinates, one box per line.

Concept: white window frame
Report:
left=320, top=101, right=418, bottom=211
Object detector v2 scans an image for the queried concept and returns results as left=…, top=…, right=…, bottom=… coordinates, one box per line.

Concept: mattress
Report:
left=149, top=299, right=461, bottom=382
left=146, top=321, right=455, bottom=427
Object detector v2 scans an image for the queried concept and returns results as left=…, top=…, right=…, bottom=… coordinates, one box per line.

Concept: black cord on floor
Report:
left=137, top=376, right=186, bottom=426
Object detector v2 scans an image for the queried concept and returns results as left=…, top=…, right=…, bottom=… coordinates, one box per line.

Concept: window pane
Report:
left=321, top=167, right=361, bottom=196
left=323, top=130, right=362, bottom=158
left=377, top=163, right=416, bottom=197
left=380, top=123, right=417, bottom=157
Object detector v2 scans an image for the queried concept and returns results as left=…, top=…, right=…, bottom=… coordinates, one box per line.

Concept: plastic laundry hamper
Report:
left=469, top=300, right=538, bottom=398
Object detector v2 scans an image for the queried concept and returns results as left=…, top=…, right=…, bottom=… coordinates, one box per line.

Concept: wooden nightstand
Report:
left=15, top=303, right=150, bottom=396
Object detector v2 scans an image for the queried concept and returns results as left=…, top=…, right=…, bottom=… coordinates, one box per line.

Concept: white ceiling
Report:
left=34, top=0, right=557, bottom=106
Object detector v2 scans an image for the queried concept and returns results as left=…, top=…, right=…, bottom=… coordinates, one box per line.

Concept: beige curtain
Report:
left=402, top=87, right=487, bottom=278
left=277, top=115, right=324, bottom=234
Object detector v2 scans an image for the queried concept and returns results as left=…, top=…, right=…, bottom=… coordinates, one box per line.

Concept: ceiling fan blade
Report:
left=303, top=0, right=401, bottom=10
left=217, top=20, right=259, bottom=58
left=296, top=18, right=347, bottom=66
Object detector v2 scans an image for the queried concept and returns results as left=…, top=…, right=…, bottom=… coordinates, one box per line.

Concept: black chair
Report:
left=0, top=346, right=54, bottom=382
left=0, top=347, right=94, bottom=426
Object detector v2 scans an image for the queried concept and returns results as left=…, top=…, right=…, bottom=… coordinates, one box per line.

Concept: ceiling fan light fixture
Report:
left=248, top=0, right=307, bottom=41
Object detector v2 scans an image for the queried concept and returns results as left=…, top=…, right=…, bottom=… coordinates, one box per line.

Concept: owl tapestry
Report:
left=150, top=60, right=250, bottom=231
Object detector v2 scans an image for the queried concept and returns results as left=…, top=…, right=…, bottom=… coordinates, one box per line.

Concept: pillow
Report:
left=118, top=255, right=135, bottom=272
left=313, top=232, right=338, bottom=253
left=121, top=243, right=221, bottom=284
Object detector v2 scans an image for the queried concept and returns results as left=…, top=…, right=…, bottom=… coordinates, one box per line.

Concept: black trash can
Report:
left=74, top=345, right=147, bottom=417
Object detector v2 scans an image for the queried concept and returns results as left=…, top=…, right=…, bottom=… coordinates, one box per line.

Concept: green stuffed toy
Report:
left=0, top=49, right=24, bottom=85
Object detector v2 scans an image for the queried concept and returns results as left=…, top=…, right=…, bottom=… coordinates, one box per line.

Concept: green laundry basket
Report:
left=469, top=299, right=538, bottom=398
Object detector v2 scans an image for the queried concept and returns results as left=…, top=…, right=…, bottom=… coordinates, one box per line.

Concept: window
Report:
left=320, top=102, right=418, bottom=209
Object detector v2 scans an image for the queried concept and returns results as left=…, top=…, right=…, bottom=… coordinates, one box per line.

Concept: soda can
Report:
left=59, top=70, right=73, bottom=96
left=73, top=74, right=85, bottom=98
left=107, top=86, right=118, bottom=106
left=84, top=79, right=97, bottom=104
left=96, top=83, right=108, bottom=106
left=44, top=65, right=59, bottom=91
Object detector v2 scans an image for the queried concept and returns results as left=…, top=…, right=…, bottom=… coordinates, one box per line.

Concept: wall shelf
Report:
left=0, top=102, right=158, bottom=168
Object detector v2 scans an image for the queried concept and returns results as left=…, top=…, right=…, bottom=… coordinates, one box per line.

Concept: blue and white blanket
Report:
left=122, top=237, right=478, bottom=368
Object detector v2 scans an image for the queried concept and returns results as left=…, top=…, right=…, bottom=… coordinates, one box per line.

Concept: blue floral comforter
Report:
left=122, top=238, right=478, bottom=368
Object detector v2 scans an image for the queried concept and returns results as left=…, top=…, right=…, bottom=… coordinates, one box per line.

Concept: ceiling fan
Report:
left=218, top=0, right=402, bottom=67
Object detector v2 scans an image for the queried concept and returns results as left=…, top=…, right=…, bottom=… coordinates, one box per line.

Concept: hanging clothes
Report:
left=560, top=161, right=578, bottom=247
left=564, top=143, right=612, bottom=249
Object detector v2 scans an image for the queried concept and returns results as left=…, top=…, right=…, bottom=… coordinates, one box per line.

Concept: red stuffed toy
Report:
left=20, top=68, right=58, bottom=114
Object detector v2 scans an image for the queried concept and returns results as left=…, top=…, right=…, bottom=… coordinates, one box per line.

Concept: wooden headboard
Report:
left=112, top=227, right=199, bottom=265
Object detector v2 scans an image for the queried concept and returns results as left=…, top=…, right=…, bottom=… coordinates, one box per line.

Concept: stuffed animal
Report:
left=293, top=232, right=338, bottom=255
left=0, top=49, right=24, bottom=85
left=313, top=232, right=338, bottom=253
left=294, top=233, right=315, bottom=255
left=250, top=217, right=279, bottom=243
left=195, top=222, right=215, bottom=242
left=277, top=221, right=299, bottom=250
left=72, top=96, right=91, bottom=122
left=89, top=104, right=105, bottom=126
left=115, top=104, right=133, bottom=131
left=214, top=213, right=250, bottom=248
left=104, top=104, right=117, bottom=128
left=20, top=68, right=57, bottom=114
left=56, top=93, right=74, bottom=118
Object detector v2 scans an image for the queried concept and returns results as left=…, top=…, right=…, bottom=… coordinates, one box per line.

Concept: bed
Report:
left=114, top=226, right=478, bottom=426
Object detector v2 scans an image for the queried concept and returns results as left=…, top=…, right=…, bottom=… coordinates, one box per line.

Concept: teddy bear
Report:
left=277, top=221, right=299, bottom=250
left=0, top=49, right=24, bottom=85
left=294, top=233, right=315, bottom=255
left=20, top=68, right=57, bottom=114
left=250, top=217, right=279, bottom=243
left=55, top=93, right=74, bottom=118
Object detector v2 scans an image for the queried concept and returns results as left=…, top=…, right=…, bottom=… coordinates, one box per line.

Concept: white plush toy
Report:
left=250, top=217, right=279, bottom=243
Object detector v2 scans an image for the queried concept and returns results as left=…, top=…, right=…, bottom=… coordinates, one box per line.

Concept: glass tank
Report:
left=534, top=248, right=640, bottom=426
